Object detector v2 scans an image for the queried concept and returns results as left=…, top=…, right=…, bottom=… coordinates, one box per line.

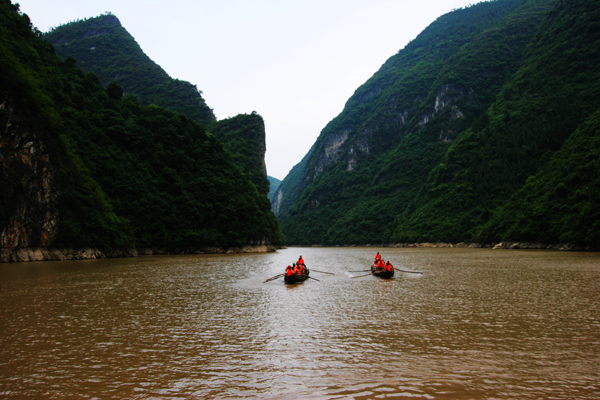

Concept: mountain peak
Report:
left=46, top=13, right=121, bottom=44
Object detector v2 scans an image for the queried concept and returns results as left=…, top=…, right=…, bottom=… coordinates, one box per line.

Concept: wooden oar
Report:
left=396, top=269, right=423, bottom=274
left=351, top=272, right=375, bottom=278
left=263, top=273, right=284, bottom=283
left=311, top=269, right=335, bottom=275
left=348, top=269, right=371, bottom=273
left=308, top=276, right=320, bottom=281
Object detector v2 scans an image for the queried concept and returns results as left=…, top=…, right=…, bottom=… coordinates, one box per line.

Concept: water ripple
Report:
left=1, top=248, right=599, bottom=399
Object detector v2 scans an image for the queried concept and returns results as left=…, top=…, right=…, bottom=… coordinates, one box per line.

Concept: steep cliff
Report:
left=1, top=1, right=132, bottom=258
left=274, top=0, right=600, bottom=248
left=0, top=0, right=283, bottom=262
left=393, top=0, right=600, bottom=246
left=210, top=112, right=270, bottom=196
left=0, top=93, right=60, bottom=249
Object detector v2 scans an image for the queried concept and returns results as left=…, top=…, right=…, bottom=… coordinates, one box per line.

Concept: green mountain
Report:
left=44, top=13, right=215, bottom=126
left=0, top=0, right=283, bottom=260
left=44, top=14, right=273, bottom=196
left=275, top=0, right=600, bottom=249
left=267, top=176, right=281, bottom=202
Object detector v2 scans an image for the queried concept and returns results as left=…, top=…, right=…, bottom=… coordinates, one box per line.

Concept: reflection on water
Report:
left=0, top=248, right=599, bottom=399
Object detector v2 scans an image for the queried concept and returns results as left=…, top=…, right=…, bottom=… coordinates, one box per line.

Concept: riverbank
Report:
left=2, top=241, right=593, bottom=263
left=0, top=245, right=279, bottom=263
left=296, top=242, right=591, bottom=251
left=388, top=242, right=585, bottom=251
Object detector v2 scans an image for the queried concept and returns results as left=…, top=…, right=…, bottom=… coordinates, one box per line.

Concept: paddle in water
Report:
left=263, top=273, right=284, bottom=283
left=351, top=272, right=376, bottom=278
left=396, top=269, right=423, bottom=274
left=311, top=269, right=335, bottom=275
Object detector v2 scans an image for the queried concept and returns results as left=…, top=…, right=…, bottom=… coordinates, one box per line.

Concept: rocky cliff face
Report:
left=0, top=93, right=60, bottom=251
left=275, top=0, right=560, bottom=245
left=308, top=83, right=467, bottom=184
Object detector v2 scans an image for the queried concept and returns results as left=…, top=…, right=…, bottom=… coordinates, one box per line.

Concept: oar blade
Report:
left=311, top=269, right=335, bottom=275
left=263, top=273, right=285, bottom=283
left=351, top=272, right=375, bottom=278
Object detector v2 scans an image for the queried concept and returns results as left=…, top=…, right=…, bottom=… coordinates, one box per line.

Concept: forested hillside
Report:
left=44, top=14, right=215, bottom=126
left=0, top=0, right=283, bottom=261
left=44, top=14, right=274, bottom=196
left=275, top=0, right=600, bottom=249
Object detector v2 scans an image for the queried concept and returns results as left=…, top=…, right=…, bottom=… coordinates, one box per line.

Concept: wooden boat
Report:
left=371, top=264, right=394, bottom=278
left=284, top=267, right=310, bottom=284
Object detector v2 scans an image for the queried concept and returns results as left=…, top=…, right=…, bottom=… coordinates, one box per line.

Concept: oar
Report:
left=348, top=269, right=371, bottom=273
left=311, top=269, right=335, bottom=275
left=308, top=276, right=320, bottom=281
left=263, top=273, right=284, bottom=283
left=351, top=272, right=375, bottom=278
left=396, top=269, right=423, bottom=274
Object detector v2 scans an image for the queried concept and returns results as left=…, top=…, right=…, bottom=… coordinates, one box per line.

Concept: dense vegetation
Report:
left=44, top=14, right=216, bottom=126
left=44, top=14, right=276, bottom=197
left=210, top=113, right=270, bottom=195
left=276, top=0, right=600, bottom=249
left=478, top=109, right=600, bottom=245
left=0, top=0, right=283, bottom=251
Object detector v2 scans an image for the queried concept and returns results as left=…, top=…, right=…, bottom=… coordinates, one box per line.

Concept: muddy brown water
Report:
left=1, top=247, right=599, bottom=399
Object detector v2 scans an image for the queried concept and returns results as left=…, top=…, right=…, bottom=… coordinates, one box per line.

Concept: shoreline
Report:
left=1, top=241, right=594, bottom=263
left=0, top=244, right=280, bottom=263
left=288, top=241, right=592, bottom=251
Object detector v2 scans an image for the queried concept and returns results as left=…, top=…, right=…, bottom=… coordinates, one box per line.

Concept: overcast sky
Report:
left=18, top=0, right=478, bottom=180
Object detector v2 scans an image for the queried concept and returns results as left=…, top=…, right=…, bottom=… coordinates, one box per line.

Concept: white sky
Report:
left=17, top=0, right=477, bottom=180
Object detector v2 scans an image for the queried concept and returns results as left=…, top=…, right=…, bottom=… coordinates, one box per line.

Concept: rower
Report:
left=375, top=252, right=381, bottom=263
left=385, top=261, right=393, bottom=272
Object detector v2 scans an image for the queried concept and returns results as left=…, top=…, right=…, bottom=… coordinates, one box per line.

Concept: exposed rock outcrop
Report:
left=1, top=93, right=60, bottom=251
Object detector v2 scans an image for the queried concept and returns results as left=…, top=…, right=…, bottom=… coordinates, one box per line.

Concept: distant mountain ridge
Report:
left=44, top=13, right=274, bottom=196
left=274, top=0, right=600, bottom=249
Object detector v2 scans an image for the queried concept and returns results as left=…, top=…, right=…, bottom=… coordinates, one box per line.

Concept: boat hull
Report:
left=284, top=269, right=310, bottom=284
left=371, top=265, right=394, bottom=278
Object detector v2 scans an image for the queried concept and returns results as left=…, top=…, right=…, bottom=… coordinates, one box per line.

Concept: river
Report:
left=0, top=247, right=598, bottom=399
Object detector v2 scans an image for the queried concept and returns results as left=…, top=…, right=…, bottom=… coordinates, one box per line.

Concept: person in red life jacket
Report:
left=298, top=256, right=305, bottom=267
left=292, top=263, right=301, bottom=274
left=375, top=252, right=381, bottom=263
left=285, top=265, right=294, bottom=277
left=385, top=261, right=393, bottom=272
